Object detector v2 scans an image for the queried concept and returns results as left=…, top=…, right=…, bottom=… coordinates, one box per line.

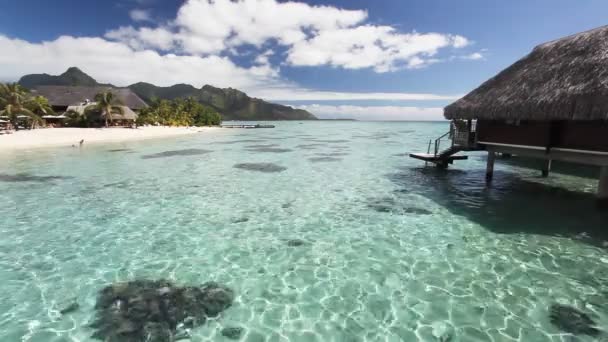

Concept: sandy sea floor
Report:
left=0, top=121, right=607, bottom=341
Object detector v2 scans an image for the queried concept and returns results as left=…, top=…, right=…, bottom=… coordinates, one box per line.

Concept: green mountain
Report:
left=18, top=68, right=317, bottom=121
left=19, top=67, right=104, bottom=88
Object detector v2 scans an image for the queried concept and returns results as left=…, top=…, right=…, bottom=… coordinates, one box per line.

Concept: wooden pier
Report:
left=221, top=124, right=275, bottom=129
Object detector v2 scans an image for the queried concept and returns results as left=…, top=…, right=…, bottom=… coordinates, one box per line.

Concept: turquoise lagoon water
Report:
left=0, top=121, right=607, bottom=341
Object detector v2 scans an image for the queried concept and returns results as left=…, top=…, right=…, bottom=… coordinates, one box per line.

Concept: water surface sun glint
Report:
left=1, top=121, right=607, bottom=341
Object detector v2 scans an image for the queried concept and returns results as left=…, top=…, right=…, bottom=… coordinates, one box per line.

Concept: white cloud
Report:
left=129, top=8, right=152, bottom=22
left=0, top=33, right=460, bottom=104
left=287, top=26, right=468, bottom=72
left=249, top=87, right=460, bottom=101
left=462, top=52, right=484, bottom=60
left=0, top=35, right=279, bottom=90
left=105, top=0, right=473, bottom=72
left=254, top=50, right=274, bottom=66
left=0, top=0, right=478, bottom=107
left=106, top=26, right=175, bottom=50
left=297, top=104, right=445, bottom=121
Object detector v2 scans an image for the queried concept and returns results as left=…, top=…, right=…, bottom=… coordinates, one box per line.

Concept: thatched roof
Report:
left=66, top=103, right=138, bottom=121
left=445, top=25, right=608, bottom=121
left=32, top=86, right=147, bottom=110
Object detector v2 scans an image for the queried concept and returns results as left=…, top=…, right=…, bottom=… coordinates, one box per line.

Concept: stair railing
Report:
left=434, top=130, right=452, bottom=156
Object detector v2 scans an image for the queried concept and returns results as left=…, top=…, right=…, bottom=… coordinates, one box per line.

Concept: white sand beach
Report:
left=0, top=126, right=219, bottom=151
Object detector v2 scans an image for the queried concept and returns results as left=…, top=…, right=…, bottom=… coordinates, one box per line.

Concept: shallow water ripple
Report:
left=0, top=121, right=607, bottom=341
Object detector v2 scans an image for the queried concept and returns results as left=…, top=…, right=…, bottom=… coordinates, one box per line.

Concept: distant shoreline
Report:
left=0, top=126, right=219, bottom=152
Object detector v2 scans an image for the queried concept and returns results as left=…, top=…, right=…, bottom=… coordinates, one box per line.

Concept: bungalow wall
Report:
left=476, top=120, right=608, bottom=152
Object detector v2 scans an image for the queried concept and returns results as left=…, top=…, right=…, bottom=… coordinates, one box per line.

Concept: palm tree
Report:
left=88, top=91, right=124, bottom=127
left=26, top=95, right=54, bottom=129
left=0, top=83, right=43, bottom=130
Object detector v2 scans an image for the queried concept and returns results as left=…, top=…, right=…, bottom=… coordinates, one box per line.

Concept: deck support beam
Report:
left=486, top=151, right=496, bottom=182
left=598, top=166, right=608, bottom=207
left=541, top=159, right=552, bottom=177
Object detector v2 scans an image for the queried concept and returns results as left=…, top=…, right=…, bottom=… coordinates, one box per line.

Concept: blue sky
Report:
left=1, top=0, right=607, bottom=120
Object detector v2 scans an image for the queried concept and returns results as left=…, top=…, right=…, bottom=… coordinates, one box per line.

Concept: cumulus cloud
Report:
left=0, top=34, right=461, bottom=103
left=462, top=52, right=484, bottom=60
left=287, top=26, right=468, bottom=72
left=0, top=35, right=279, bottom=90
left=0, top=0, right=478, bottom=117
left=250, top=88, right=460, bottom=101
left=106, top=26, right=175, bottom=50
left=297, top=104, right=445, bottom=121
left=129, top=8, right=152, bottom=22
left=106, top=0, right=471, bottom=71
left=0, top=34, right=464, bottom=107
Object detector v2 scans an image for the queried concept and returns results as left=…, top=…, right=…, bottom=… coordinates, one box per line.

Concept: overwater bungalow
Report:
left=411, top=25, right=608, bottom=203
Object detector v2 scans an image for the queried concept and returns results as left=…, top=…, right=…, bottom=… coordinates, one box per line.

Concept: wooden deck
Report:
left=409, top=153, right=468, bottom=163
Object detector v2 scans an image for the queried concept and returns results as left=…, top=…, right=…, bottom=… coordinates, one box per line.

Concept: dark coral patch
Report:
left=287, top=239, right=306, bottom=247
left=0, top=173, right=73, bottom=182
left=549, top=304, right=599, bottom=336
left=91, top=280, right=234, bottom=342
left=309, top=157, right=342, bottom=163
left=246, top=147, right=293, bottom=153
left=141, top=149, right=211, bottom=159
left=221, top=327, right=244, bottom=340
left=214, top=139, right=267, bottom=145
left=315, top=152, right=349, bottom=157
left=367, top=197, right=433, bottom=215
left=233, top=163, right=287, bottom=173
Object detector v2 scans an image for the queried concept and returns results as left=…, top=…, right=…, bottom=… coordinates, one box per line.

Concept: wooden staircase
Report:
left=410, top=121, right=479, bottom=168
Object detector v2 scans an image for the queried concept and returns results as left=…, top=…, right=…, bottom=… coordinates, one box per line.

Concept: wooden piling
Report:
left=486, top=151, right=496, bottom=182
left=598, top=166, right=608, bottom=207
left=541, top=159, right=552, bottom=177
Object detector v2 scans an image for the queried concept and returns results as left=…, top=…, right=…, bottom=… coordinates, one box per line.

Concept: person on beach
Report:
left=79, top=139, right=84, bottom=147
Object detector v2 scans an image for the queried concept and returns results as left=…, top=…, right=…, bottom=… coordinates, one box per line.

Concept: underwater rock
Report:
left=199, top=282, right=235, bottom=317
left=367, top=197, right=432, bottom=215
left=245, top=147, right=293, bottom=153
left=214, top=139, right=267, bottom=145
left=233, top=163, right=287, bottom=173
left=244, top=144, right=279, bottom=149
left=367, top=197, right=397, bottom=213
left=315, top=152, right=349, bottom=157
left=295, top=144, right=324, bottom=150
left=0, top=173, right=73, bottom=183
left=309, top=157, right=342, bottom=163
left=549, top=304, right=599, bottom=336
left=141, top=148, right=212, bottom=159
left=59, top=301, right=80, bottom=315
left=90, top=279, right=234, bottom=342
left=311, top=139, right=350, bottom=143
left=287, top=239, right=306, bottom=247
left=221, top=327, right=244, bottom=340
left=402, top=207, right=433, bottom=215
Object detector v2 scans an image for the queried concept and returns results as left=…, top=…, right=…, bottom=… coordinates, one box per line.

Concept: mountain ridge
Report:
left=18, top=68, right=317, bottom=121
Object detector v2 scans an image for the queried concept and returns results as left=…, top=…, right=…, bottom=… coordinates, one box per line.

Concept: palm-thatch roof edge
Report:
left=32, top=86, right=147, bottom=110
left=444, top=25, right=608, bottom=121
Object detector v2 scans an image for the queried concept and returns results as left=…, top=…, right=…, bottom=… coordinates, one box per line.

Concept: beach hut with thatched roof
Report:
left=411, top=25, right=608, bottom=202
left=65, top=102, right=138, bottom=127
left=31, top=86, right=147, bottom=114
